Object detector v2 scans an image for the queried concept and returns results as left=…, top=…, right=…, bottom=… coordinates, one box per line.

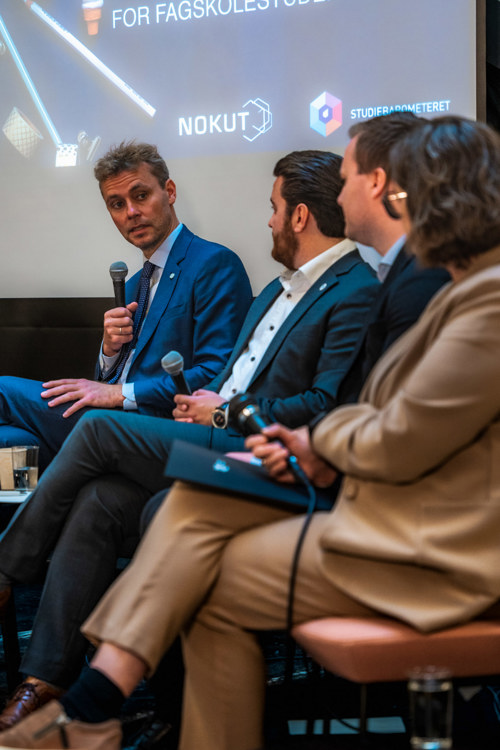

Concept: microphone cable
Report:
left=283, top=469, right=318, bottom=685
left=227, top=393, right=321, bottom=686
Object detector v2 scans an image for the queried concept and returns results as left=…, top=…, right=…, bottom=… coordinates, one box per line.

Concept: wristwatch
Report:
left=211, top=402, right=230, bottom=429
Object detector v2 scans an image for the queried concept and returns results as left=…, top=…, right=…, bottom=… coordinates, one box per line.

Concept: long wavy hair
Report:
left=389, top=116, right=500, bottom=268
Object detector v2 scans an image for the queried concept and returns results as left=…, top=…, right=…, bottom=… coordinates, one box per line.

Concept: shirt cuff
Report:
left=122, top=382, right=137, bottom=410
left=99, top=344, right=120, bottom=375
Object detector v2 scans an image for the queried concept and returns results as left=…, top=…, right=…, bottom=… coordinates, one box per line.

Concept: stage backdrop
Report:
left=0, top=0, right=480, bottom=297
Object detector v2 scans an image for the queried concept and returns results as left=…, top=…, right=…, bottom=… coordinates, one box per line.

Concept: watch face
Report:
left=212, top=403, right=229, bottom=429
left=212, top=408, right=226, bottom=428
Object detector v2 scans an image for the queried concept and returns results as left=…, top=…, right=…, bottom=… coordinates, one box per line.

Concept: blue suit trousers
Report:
left=0, top=377, right=92, bottom=473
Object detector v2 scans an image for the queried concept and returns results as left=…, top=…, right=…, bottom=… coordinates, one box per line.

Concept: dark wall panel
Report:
left=0, top=298, right=112, bottom=381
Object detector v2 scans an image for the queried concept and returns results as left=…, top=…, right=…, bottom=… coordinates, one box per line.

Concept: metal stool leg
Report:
left=359, top=683, right=368, bottom=735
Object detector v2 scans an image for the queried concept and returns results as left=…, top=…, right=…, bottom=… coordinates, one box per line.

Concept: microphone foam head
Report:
left=109, top=261, right=128, bottom=281
left=161, top=350, right=184, bottom=376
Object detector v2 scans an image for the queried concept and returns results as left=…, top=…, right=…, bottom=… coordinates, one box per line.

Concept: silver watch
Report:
left=211, top=402, right=230, bottom=429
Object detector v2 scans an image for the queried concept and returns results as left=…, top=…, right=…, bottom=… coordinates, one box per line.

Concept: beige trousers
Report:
left=82, top=481, right=377, bottom=750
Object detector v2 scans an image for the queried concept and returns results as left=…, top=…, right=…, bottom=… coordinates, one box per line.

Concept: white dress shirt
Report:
left=376, top=234, right=406, bottom=282
left=219, top=239, right=356, bottom=400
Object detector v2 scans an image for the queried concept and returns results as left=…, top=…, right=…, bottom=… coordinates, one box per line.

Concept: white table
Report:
left=0, top=489, right=32, bottom=504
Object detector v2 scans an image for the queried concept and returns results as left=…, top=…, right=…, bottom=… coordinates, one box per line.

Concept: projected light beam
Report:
left=0, top=13, right=61, bottom=147
left=22, top=0, right=156, bottom=118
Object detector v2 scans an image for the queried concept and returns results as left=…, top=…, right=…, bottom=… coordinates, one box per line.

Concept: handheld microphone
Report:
left=109, top=261, right=128, bottom=308
left=228, top=393, right=309, bottom=485
left=161, top=351, right=192, bottom=395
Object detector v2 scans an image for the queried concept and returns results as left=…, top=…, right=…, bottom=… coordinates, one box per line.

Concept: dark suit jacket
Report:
left=209, top=249, right=379, bottom=429
left=105, top=225, right=253, bottom=416
left=336, top=245, right=451, bottom=405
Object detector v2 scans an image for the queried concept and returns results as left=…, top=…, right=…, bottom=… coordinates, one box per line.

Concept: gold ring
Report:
left=119, top=327, right=122, bottom=334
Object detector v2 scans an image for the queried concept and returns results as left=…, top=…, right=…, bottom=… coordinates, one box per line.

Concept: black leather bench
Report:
left=0, top=297, right=113, bottom=381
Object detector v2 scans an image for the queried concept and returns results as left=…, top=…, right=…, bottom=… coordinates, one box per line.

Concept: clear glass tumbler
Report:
left=11, top=445, right=39, bottom=491
left=408, top=666, right=453, bottom=750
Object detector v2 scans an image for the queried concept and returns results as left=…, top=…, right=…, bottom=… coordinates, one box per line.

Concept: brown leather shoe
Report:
left=0, top=677, right=65, bottom=731
left=0, top=699, right=121, bottom=748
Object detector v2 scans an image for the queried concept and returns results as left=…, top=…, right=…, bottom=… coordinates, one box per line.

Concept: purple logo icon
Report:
left=310, top=92, right=342, bottom=137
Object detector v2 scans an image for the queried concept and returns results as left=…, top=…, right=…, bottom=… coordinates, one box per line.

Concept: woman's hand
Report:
left=245, top=424, right=337, bottom=487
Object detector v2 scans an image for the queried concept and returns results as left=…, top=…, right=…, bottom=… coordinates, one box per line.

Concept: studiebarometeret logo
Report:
left=310, top=92, right=342, bottom=137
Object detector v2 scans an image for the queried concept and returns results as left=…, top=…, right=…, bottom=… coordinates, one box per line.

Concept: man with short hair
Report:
left=0, top=150, right=379, bottom=728
left=334, top=113, right=450, bottom=402
left=0, top=141, right=252, bottom=471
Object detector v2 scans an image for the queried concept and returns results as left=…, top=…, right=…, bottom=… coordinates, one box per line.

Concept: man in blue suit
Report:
left=0, top=142, right=252, bottom=471
left=0, top=150, right=379, bottom=725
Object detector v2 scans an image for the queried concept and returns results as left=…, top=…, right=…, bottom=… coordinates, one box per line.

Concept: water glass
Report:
left=11, top=445, right=39, bottom=491
left=408, top=666, right=453, bottom=749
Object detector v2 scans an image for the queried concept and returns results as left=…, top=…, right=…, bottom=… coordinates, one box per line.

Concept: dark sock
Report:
left=59, top=668, right=125, bottom=724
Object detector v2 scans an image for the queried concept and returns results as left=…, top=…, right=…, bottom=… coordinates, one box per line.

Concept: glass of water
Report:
left=408, top=666, right=453, bottom=750
left=11, top=445, right=39, bottom=492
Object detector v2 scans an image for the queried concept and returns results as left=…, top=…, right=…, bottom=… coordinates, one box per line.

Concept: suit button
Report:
left=343, top=481, right=358, bottom=500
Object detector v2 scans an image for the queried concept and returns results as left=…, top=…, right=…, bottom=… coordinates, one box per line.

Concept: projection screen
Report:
left=0, top=0, right=480, bottom=297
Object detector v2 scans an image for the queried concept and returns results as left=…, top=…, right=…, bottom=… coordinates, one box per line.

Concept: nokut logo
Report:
left=178, top=98, right=272, bottom=141
left=310, top=92, right=342, bottom=137
left=242, top=98, right=272, bottom=142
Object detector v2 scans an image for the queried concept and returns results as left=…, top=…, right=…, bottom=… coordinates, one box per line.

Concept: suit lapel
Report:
left=382, top=243, right=412, bottom=285
left=132, top=226, right=191, bottom=362
left=366, top=244, right=411, bottom=319
left=248, top=258, right=346, bottom=386
left=345, top=244, right=411, bottom=362
left=218, top=279, right=282, bottom=377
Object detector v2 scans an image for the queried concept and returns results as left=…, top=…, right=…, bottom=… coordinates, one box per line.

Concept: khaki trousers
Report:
left=82, top=481, right=377, bottom=750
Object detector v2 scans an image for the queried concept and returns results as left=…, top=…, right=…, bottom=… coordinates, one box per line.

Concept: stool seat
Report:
left=292, top=617, right=500, bottom=683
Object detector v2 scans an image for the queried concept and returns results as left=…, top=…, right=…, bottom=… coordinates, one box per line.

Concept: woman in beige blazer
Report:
left=2, top=116, right=500, bottom=750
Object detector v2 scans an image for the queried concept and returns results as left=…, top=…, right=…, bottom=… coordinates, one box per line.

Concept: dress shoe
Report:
left=0, top=677, right=65, bottom=731
left=0, top=699, right=122, bottom=749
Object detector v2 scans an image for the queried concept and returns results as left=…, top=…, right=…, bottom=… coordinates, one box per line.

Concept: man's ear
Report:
left=165, top=178, right=177, bottom=205
left=370, top=167, right=388, bottom=200
left=292, top=203, right=310, bottom=233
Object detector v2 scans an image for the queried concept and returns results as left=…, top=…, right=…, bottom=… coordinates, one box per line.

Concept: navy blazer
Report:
left=336, top=245, right=451, bottom=405
left=109, top=225, right=252, bottom=416
left=209, top=249, right=379, bottom=429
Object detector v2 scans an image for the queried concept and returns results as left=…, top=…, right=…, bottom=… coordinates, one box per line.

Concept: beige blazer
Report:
left=313, top=245, right=500, bottom=632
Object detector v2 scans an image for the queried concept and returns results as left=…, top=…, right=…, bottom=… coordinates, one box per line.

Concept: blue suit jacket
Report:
left=209, top=249, right=379, bottom=429
left=112, top=225, right=252, bottom=416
